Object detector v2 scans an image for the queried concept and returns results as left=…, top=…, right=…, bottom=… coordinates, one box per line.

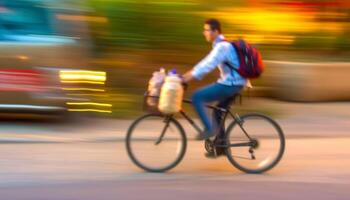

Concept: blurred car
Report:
left=0, top=0, right=93, bottom=116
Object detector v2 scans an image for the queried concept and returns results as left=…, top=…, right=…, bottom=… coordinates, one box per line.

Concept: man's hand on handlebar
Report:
left=182, top=70, right=195, bottom=83
left=181, top=70, right=196, bottom=90
left=179, top=75, right=189, bottom=90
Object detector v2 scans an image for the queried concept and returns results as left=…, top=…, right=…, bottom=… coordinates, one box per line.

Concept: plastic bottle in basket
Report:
left=147, top=68, right=166, bottom=106
left=158, top=71, right=184, bottom=114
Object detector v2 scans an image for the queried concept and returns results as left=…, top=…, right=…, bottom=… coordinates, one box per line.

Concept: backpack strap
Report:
left=223, top=61, right=238, bottom=72
left=219, top=40, right=242, bottom=85
left=220, top=41, right=239, bottom=72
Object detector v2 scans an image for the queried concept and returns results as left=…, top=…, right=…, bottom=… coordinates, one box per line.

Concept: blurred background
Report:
left=0, top=0, right=350, bottom=119
left=1, top=1, right=350, bottom=198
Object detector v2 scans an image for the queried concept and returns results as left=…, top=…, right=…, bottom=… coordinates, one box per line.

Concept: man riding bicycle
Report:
left=182, top=19, right=247, bottom=157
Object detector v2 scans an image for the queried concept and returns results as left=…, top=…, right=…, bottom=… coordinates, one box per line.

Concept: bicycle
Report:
left=126, top=90, right=285, bottom=173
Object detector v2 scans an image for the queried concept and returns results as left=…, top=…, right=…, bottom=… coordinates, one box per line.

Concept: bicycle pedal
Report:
left=249, top=148, right=256, bottom=160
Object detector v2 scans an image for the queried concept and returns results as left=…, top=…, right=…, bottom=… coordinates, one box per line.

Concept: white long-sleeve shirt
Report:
left=191, top=34, right=247, bottom=86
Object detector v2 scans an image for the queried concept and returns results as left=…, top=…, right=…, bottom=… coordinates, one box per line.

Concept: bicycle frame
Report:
left=146, top=92, right=255, bottom=148
left=180, top=98, right=255, bottom=148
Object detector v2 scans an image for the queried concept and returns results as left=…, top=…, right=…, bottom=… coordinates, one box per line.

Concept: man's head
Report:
left=203, top=18, right=221, bottom=43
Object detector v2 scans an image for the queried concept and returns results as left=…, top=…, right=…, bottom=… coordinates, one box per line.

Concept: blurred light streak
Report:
left=66, top=102, right=112, bottom=107
left=62, top=88, right=105, bottom=92
left=66, top=93, right=109, bottom=97
left=59, top=70, right=106, bottom=82
left=0, top=70, right=46, bottom=92
left=0, top=104, right=64, bottom=110
left=67, top=109, right=112, bottom=113
left=61, top=80, right=105, bottom=85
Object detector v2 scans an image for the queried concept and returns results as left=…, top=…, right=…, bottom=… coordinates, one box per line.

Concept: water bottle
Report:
left=147, top=68, right=166, bottom=106
left=158, top=69, right=184, bottom=114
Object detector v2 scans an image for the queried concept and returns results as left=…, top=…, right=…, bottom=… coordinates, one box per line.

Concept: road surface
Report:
left=0, top=137, right=349, bottom=200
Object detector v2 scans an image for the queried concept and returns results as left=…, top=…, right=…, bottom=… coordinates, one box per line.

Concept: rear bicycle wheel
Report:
left=126, top=113, right=187, bottom=172
left=225, top=113, right=285, bottom=174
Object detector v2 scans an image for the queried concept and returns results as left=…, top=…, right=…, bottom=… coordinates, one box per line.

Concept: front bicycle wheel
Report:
left=225, top=113, right=285, bottom=174
left=126, top=113, right=187, bottom=172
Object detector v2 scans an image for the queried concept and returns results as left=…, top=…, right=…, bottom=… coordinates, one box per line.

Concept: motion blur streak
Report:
left=0, top=104, right=64, bottom=110
left=62, top=88, right=105, bottom=92
left=59, top=70, right=107, bottom=82
left=66, top=102, right=112, bottom=107
left=60, top=81, right=105, bottom=85
left=67, top=109, right=112, bottom=113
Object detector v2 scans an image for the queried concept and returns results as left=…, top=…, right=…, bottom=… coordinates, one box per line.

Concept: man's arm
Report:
left=182, top=70, right=195, bottom=83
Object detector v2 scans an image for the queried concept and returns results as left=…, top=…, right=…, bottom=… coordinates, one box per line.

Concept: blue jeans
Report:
left=192, top=83, right=243, bottom=138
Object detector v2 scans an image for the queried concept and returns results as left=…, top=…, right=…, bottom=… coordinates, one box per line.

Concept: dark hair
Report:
left=205, top=18, right=221, bottom=33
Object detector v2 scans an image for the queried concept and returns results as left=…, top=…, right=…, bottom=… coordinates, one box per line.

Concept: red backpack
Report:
left=225, top=40, right=264, bottom=79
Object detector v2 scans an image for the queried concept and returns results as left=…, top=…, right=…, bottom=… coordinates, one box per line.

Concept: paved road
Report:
left=0, top=99, right=349, bottom=199
left=0, top=137, right=349, bottom=200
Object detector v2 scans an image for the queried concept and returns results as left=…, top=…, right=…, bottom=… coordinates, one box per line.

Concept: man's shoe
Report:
left=205, top=148, right=226, bottom=159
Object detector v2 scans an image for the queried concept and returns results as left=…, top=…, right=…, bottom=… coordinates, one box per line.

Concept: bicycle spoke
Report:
left=155, top=120, right=170, bottom=145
